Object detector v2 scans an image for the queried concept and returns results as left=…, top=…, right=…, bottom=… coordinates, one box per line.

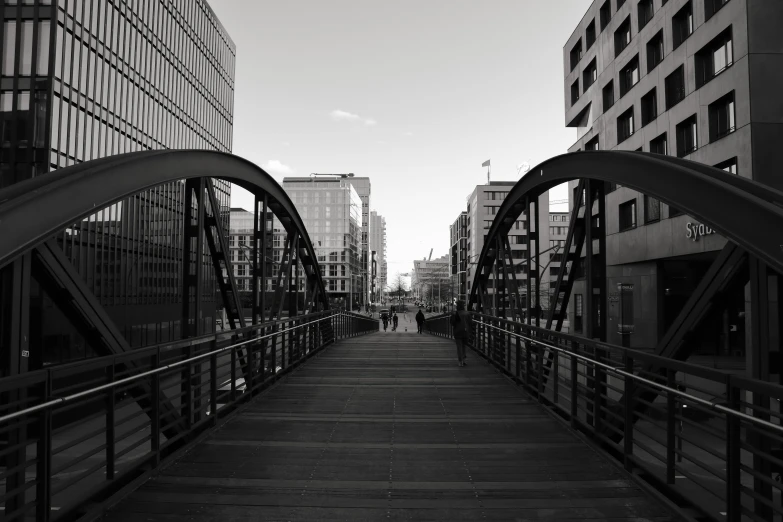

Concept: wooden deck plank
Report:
left=104, top=330, right=682, bottom=521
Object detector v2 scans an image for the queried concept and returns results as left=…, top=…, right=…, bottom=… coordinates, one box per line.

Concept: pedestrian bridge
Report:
left=102, top=328, right=675, bottom=521
left=2, top=150, right=783, bottom=521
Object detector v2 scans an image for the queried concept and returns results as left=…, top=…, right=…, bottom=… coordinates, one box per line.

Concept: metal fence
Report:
left=426, top=311, right=783, bottom=522
left=0, top=311, right=377, bottom=521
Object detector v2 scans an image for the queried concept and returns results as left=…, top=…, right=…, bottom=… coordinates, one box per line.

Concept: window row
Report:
left=59, top=0, right=235, bottom=106
left=48, top=95, right=229, bottom=164
left=54, top=24, right=233, bottom=149
left=615, top=90, right=734, bottom=153
left=601, top=26, right=733, bottom=117
left=574, top=0, right=732, bottom=73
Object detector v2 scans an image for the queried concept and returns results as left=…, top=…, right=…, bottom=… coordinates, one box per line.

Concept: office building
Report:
left=464, top=182, right=551, bottom=314
left=450, top=212, right=468, bottom=304
left=283, top=176, right=363, bottom=310
left=1, top=0, right=235, bottom=369
left=346, top=177, right=371, bottom=308
left=547, top=211, right=569, bottom=313
left=412, top=255, right=450, bottom=306
left=563, top=0, right=783, bottom=358
left=370, top=211, right=387, bottom=303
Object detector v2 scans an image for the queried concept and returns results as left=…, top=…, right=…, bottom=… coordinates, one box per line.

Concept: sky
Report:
left=208, top=0, right=589, bottom=279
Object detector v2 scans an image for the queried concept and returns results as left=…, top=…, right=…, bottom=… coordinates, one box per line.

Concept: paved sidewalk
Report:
left=105, top=330, right=681, bottom=521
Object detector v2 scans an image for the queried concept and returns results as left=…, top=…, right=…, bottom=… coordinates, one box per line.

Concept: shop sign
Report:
left=685, top=222, right=715, bottom=242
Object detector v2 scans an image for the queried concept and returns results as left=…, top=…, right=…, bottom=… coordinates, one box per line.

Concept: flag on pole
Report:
left=481, top=159, right=491, bottom=167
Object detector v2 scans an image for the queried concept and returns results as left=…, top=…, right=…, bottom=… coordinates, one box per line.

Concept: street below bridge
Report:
left=104, top=329, right=679, bottom=520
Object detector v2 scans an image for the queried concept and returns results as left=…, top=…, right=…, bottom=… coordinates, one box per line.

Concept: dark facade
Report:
left=450, top=211, right=468, bottom=304
left=563, top=0, right=783, bottom=366
left=1, top=0, right=235, bottom=369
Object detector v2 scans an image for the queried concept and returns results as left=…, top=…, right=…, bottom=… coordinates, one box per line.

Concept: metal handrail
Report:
left=474, top=318, right=783, bottom=435
left=0, top=314, right=337, bottom=425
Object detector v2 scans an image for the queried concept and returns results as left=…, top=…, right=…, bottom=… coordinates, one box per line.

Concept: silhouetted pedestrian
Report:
left=450, top=300, right=471, bottom=366
left=415, top=309, right=425, bottom=334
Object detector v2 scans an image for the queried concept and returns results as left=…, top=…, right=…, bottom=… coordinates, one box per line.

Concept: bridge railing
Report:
left=0, top=311, right=376, bottom=522
left=425, top=312, right=783, bottom=522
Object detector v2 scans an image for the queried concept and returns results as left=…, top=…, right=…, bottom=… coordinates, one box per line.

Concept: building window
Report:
left=705, top=0, right=731, bottom=21
left=641, top=88, right=657, bottom=126
left=709, top=91, right=735, bottom=141
left=696, top=27, right=733, bottom=88
left=672, top=1, right=693, bottom=50
left=638, top=0, right=654, bottom=30
left=586, top=19, right=597, bottom=48
left=619, top=199, right=637, bottom=231
left=619, top=55, right=640, bottom=96
left=644, top=195, right=660, bottom=223
left=585, top=136, right=599, bottom=151
left=615, top=16, right=632, bottom=57
left=676, top=115, right=698, bottom=157
left=650, top=132, right=667, bottom=155
left=617, top=107, right=635, bottom=143
left=575, top=294, right=583, bottom=333
left=647, top=30, right=664, bottom=72
left=570, top=39, right=583, bottom=71
left=571, top=79, right=580, bottom=105
left=602, top=81, right=615, bottom=112
left=583, top=59, right=598, bottom=90
left=714, top=157, right=738, bottom=174
left=600, top=0, right=612, bottom=31
left=664, top=65, right=685, bottom=109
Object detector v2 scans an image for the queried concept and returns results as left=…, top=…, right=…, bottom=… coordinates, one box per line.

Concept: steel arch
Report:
left=0, top=149, right=329, bottom=310
left=469, top=150, right=783, bottom=311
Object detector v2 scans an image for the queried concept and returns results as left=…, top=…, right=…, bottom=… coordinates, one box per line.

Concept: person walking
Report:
left=415, top=309, right=425, bottom=334
left=392, top=313, right=399, bottom=332
left=450, top=300, right=471, bottom=366
left=382, top=313, right=389, bottom=332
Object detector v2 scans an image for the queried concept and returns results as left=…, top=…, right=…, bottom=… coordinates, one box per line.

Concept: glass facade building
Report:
left=0, top=0, right=235, bottom=368
left=283, top=177, right=363, bottom=310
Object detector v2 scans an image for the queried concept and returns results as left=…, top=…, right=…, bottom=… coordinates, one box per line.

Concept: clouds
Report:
left=330, top=109, right=376, bottom=126
left=263, top=159, right=294, bottom=175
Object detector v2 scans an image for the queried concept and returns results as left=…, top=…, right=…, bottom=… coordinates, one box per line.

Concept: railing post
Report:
left=623, top=352, right=634, bottom=471
left=287, top=319, right=294, bottom=365
left=515, top=323, right=522, bottom=383
left=525, top=330, right=532, bottom=391
left=183, top=344, right=193, bottom=429
left=570, top=352, right=578, bottom=429
left=35, top=370, right=52, bottom=522
left=725, top=378, right=741, bottom=522
left=536, top=341, right=543, bottom=401
left=271, top=325, right=278, bottom=377
left=552, top=345, right=559, bottom=407
left=666, top=368, right=676, bottom=484
left=151, top=347, right=161, bottom=467
left=210, top=349, right=218, bottom=424
left=106, top=361, right=116, bottom=480
left=230, top=341, right=237, bottom=401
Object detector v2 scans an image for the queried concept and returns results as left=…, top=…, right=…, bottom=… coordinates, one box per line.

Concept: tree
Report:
left=417, top=264, right=451, bottom=308
left=387, top=272, right=409, bottom=304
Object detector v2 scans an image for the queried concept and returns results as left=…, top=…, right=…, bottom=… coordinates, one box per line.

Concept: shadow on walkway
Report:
left=105, top=331, right=681, bottom=521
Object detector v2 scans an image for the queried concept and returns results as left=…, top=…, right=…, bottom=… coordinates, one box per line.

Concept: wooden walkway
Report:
left=105, top=330, right=680, bottom=521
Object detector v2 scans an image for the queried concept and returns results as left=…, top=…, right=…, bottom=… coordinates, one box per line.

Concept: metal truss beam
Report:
left=182, top=178, right=206, bottom=338
left=603, top=242, right=748, bottom=442
left=31, top=240, right=185, bottom=439
left=546, top=180, right=585, bottom=330
left=464, top=151, right=783, bottom=307
left=204, top=179, right=246, bottom=331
